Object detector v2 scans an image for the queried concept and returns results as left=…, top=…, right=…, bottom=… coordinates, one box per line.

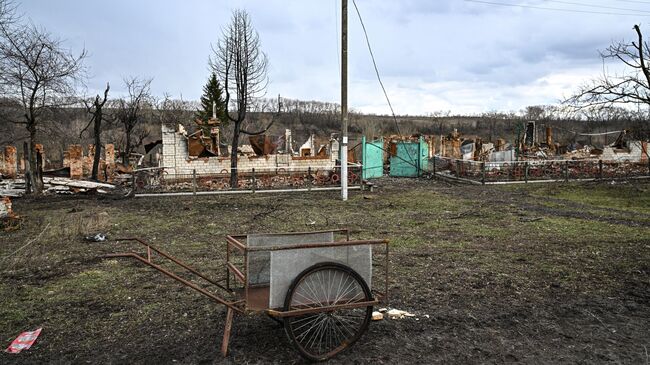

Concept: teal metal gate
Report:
left=361, top=136, right=384, bottom=180
left=389, top=137, right=428, bottom=177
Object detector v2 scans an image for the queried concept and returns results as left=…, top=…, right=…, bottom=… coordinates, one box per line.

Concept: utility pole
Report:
left=341, top=0, right=349, bottom=201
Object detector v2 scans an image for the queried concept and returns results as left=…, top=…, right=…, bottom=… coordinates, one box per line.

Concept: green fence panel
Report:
left=362, top=136, right=384, bottom=180
left=389, top=137, right=428, bottom=177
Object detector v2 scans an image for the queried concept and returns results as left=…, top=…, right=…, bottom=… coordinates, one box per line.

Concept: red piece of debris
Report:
left=5, top=328, right=42, bottom=353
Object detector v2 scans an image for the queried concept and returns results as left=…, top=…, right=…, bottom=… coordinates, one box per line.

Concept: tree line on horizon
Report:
left=1, top=0, right=649, bottom=194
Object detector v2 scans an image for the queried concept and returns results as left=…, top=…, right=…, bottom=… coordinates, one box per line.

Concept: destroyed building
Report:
left=435, top=124, right=648, bottom=164
left=161, top=121, right=341, bottom=176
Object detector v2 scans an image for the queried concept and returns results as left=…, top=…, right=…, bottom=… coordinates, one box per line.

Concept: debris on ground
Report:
left=372, top=308, right=418, bottom=321
left=1, top=196, right=22, bottom=231
left=43, top=177, right=116, bottom=194
left=85, top=233, right=108, bottom=242
left=0, top=179, right=25, bottom=197
left=0, top=177, right=116, bottom=197
left=5, top=328, right=42, bottom=354
left=386, top=309, right=416, bottom=319
left=519, top=217, right=543, bottom=222
left=0, top=196, right=13, bottom=219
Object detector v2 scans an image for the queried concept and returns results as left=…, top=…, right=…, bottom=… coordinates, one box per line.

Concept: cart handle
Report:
left=103, top=252, right=243, bottom=313
left=113, top=237, right=229, bottom=292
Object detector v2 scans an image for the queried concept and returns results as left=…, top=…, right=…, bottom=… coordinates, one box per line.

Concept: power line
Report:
left=541, top=0, right=650, bottom=13
left=465, top=0, right=649, bottom=16
left=350, top=0, right=419, bottom=169
left=615, top=0, right=650, bottom=5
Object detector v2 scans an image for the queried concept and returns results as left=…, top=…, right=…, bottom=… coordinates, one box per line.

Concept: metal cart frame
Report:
left=105, top=229, right=389, bottom=361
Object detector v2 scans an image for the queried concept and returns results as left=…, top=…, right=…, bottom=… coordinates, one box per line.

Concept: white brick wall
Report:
left=161, top=123, right=337, bottom=176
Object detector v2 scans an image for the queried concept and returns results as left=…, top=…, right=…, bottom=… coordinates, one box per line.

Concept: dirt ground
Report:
left=1, top=178, right=649, bottom=364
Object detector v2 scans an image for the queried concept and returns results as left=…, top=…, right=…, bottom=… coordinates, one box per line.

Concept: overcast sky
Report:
left=18, top=0, right=650, bottom=115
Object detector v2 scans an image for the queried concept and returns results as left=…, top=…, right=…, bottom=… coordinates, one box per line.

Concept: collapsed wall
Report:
left=1, top=144, right=116, bottom=181
left=161, top=124, right=338, bottom=176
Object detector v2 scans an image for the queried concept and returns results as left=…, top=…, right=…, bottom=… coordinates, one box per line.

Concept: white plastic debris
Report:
left=386, top=309, right=416, bottom=319
left=85, top=233, right=107, bottom=242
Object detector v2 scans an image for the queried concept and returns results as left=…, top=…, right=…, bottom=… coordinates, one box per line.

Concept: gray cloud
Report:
left=15, top=0, right=646, bottom=114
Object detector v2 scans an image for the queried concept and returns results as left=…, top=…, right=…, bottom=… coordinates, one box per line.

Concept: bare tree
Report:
left=112, top=77, right=153, bottom=165
left=211, top=9, right=273, bottom=188
left=0, top=3, right=86, bottom=193
left=0, top=0, right=16, bottom=33
left=157, top=93, right=194, bottom=129
left=80, top=83, right=109, bottom=180
left=566, top=25, right=650, bottom=112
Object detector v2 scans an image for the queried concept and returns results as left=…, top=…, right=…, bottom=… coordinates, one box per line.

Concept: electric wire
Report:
left=351, top=0, right=420, bottom=169
left=616, top=0, right=650, bottom=5
left=465, top=0, right=649, bottom=16
left=540, top=0, right=650, bottom=13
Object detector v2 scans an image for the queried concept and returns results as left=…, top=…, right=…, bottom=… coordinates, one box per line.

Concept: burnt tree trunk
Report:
left=124, top=130, right=131, bottom=166
left=27, top=123, right=43, bottom=194
left=91, top=110, right=102, bottom=180
left=23, top=142, right=32, bottom=194
left=90, top=85, right=109, bottom=180
left=230, top=123, right=241, bottom=188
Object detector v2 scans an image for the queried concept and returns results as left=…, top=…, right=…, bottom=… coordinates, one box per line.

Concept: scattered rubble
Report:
left=436, top=127, right=648, bottom=164
left=1, top=196, right=22, bottom=231
left=1, top=196, right=14, bottom=219
left=1, top=177, right=117, bottom=197
left=85, top=233, right=108, bottom=242
left=371, top=308, right=418, bottom=321
left=386, top=309, right=416, bottom=319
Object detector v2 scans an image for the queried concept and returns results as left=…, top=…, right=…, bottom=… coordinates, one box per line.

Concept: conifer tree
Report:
left=196, top=73, right=227, bottom=123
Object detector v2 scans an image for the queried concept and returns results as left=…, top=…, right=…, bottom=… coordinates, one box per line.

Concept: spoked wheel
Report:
left=283, top=262, right=373, bottom=361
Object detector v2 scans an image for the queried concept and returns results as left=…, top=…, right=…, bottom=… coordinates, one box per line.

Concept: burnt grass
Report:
left=1, top=178, right=649, bottom=364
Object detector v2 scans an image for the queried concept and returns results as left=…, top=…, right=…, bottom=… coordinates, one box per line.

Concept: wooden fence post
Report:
left=192, top=169, right=197, bottom=195
left=481, top=162, right=486, bottom=185
left=524, top=161, right=529, bottom=183
left=598, top=160, right=603, bottom=179
left=252, top=168, right=256, bottom=193
left=307, top=167, right=312, bottom=191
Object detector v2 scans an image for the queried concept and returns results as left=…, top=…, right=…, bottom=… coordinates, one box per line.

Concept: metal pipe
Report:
left=134, top=186, right=362, bottom=198
left=227, top=262, right=245, bottom=283
left=229, top=229, right=349, bottom=239
left=384, top=241, right=389, bottom=304
left=247, top=239, right=389, bottom=252
left=226, top=236, right=246, bottom=252
left=226, top=238, right=230, bottom=291
left=267, top=299, right=378, bottom=318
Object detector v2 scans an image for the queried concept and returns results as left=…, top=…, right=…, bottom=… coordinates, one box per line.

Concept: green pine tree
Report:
left=196, top=73, right=227, bottom=123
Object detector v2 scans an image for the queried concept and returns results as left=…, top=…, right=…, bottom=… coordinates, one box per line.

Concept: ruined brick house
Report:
left=161, top=123, right=340, bottom=176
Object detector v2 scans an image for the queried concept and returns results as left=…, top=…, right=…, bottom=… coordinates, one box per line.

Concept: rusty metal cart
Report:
left=105, top=229, right=389, bottom=361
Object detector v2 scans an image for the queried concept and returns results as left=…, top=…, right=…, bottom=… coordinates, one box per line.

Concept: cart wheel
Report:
left=283, top=262, right=372, bottom=361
